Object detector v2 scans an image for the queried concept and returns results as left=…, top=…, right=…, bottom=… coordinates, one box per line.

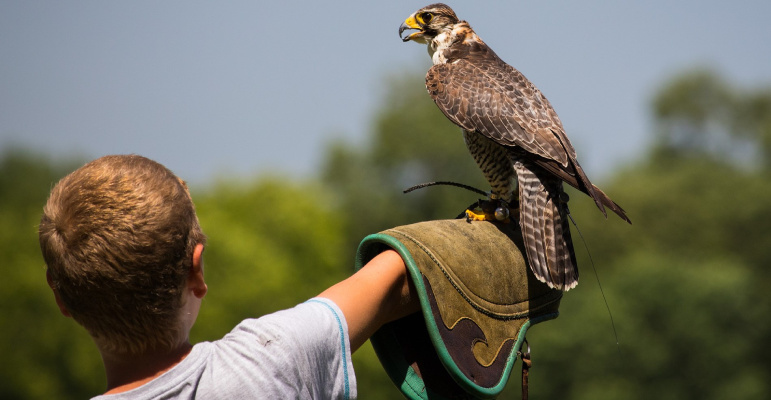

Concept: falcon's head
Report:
left=398, top=3, right=460, bottom=45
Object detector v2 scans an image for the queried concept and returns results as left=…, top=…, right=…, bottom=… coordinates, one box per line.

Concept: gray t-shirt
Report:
left=92, top=298, right=357, bottom=399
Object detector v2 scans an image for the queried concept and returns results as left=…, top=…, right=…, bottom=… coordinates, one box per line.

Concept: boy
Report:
left=39, top=154, right=418, bottom=399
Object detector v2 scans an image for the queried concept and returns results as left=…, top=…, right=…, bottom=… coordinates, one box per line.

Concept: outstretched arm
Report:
left=318, top=250, right=418, bottom=352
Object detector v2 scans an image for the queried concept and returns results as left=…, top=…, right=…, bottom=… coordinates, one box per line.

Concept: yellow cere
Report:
left=404, top=14, right=420, bottom=29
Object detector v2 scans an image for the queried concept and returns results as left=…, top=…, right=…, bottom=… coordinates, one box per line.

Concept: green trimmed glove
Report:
left=355, top=219, right=562, bottom=399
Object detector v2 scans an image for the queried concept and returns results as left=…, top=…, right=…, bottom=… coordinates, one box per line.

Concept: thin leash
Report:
left=403, top=180, right=488, bottom=196
left=517, top=338, right=532, bottom=400
left=567, top=212, right=621, bottom=355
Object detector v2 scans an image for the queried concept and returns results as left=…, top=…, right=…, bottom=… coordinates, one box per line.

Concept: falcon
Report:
left=399, top=3, right=631, bottom=291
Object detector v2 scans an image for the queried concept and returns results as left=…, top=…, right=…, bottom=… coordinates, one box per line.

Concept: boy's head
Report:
left=39, top=154, right=207, bottom=355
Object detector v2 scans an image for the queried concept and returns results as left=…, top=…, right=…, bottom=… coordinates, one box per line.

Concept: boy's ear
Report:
left=46, top=270, right=72, bottom=318
left=190, top=243, right=207, bottom=299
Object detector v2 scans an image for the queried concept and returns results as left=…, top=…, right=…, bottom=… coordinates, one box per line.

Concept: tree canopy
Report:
left=2, top=68, right=770, bottom=399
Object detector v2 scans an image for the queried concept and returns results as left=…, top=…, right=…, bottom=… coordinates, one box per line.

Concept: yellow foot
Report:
left=465, top=198, right=519, bottom=223
left=465, top=207, right=515, bottom=223
left=465, top=209, right=492, bottom=221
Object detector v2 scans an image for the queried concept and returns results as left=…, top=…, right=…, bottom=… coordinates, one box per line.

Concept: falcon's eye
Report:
left=419, top=12, right=433, bottom=24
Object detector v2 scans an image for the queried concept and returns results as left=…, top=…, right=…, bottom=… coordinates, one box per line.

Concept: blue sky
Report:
left=2, top=1, right=770, bottom=184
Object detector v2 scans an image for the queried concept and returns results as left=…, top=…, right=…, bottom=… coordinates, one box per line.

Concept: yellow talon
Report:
left=465, top=209, right=491, bottom=221
left=465, top=203, right=517, bottom=223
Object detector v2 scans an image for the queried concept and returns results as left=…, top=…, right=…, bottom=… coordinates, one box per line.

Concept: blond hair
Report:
left=39, top=155, right=206, bottom=355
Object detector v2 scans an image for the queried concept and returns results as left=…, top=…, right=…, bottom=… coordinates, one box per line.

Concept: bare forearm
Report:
left=318, top=250, right=418, bottom=352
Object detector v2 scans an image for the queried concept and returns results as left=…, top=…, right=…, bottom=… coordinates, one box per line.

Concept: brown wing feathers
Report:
left=427, top=48, right=631, bottom=224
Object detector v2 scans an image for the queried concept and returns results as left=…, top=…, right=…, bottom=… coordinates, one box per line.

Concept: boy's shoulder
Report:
left=92, top=299, right=357, bottom=400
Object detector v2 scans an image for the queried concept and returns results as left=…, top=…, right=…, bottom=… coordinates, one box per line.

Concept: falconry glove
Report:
left=355, top=219, right=562, bottom=399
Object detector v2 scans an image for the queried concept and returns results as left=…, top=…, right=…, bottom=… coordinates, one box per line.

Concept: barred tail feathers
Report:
left=515, top=160, right=578, bottom=291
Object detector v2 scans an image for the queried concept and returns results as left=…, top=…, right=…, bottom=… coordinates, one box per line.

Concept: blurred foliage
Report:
left=321, top=75, right=488, bottom=259
left=0, top=150, right=104, bottom=399
left=2, top=68, right=771, bottom=399
left=652, top=69, right=771, bottom=169
left=191, top=177, right=348, bottom=341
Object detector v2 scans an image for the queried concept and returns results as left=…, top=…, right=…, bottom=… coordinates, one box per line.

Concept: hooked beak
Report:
left=398, top=14, right=423, bottom=42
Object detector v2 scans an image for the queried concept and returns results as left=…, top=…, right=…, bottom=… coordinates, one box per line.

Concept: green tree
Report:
left=525, top=70, right=771, bottom=399
left=4, top=67, right=771, bottom=399
left=191, top=177, right=349, bottom=342
left=321, top=69, right=771, bottom=399
left=528, top=155, right=771, bottom=399
left=321, top=74, right=489, bottom=259
left=652, top=69, right=771, bottom=169
left=0, top=151, right=104, bottom=399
